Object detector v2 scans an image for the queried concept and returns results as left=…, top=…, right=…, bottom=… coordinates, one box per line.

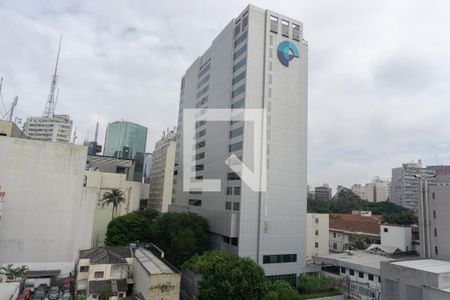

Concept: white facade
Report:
left=169, top=5, right=308, bottom=279
left=23, top=114, right=73, bottom=143
left=0, top=136, right=95, bottom=264
left=351, top=178, right=389, bottom=203
left=85, top=171, right=142, bottom=247
left=148, top=131, right=176, bottom=213
left=306, top=213, right=329, bottom=260
left=380, top=225, right=412, bottom=252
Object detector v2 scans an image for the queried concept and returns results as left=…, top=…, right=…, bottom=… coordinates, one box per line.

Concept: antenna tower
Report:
left=43, top=35, right=62, bottom=117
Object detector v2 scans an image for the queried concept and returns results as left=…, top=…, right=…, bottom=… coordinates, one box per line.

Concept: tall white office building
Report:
left=169, top=5, right=308, bottom=281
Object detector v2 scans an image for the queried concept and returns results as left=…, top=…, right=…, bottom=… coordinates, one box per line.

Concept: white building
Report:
left=306, top=213, right=329, bottom=260
left=76, top=246, right=133, bottom=299
left=148, top=130, right=176, bottom=213
left=314, top=251, right=397, bottom=300
left=23, top=114, right=73, bottom=143
left=169, top=5, right=308, bottom=280
left=351, top=178, right=389, bottom=203
left=380, top=225, right=412, bottom=252
left=85, top=171, right=142, bottom=247
left=133, top=248, right=180, bottom=300
left=381, top=259, right=450, bottom=300
left=0, top=136, right=95, bottom=265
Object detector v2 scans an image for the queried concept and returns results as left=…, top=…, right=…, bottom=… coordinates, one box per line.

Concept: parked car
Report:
left=16, top=294, right=31, bottom=300
left=22, top=288, right=32, bottom=295
left=31, top=288, right=46, bottom=300
left=49, top=285, right=60, bottom=300
left=62, top=292, right=72, bottom=300
left=62, top=283, right=71, bottom=293
left=23, top=282, right=35, bottom=292
left=37, top=283, right=48, bottom=292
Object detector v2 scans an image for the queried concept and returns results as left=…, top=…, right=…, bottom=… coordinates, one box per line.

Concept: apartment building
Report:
left=23, top=114, right=72, bottom=143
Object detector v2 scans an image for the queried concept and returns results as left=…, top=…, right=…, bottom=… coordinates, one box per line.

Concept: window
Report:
left=315, top=230, right=319, bottom=236
left=233, top=71, right=246, bottom=85
left=195, top=120, right=206, bottom=128
left=195, top=129, right=206, bottom=139
left=80, top=266, right=89, bottom=272
left=230, top=127, right=244, bottom=138
left=384, top=228, right=388, bottom=232
left=340, top=267, right=346, bottom=274
left=189, top=199, right=202, bottom=206
left=232, top=84, right=246, bottom=98
left=231, top=98, right=245, bottom=109
left=94, top=271, right=104, bottom=279
left=270, top=15, right=278, bottom=33
left=263, top=254, right=297, bottom=264
left=234, top=31, right=248, bottom=48
left=196, top=85, right=209, bottom=98
left=225, top=201, right=232, bottom=210
left=189, top=191, right=202, bottom=195
left=195, top=164, right=204, bottom=171
left=229, top=141, right=243, bottom=152
left=349, top=269, right=355, bottom=276
left=315, top=242, right=319, bottom=248
left=227, top=172, right=240, bottom=180
left=231, top=238, right=238, bottom=246
left=198, top=62, right=211, bottom=79
left=226, top=187, right=233, bottom=195
left=233, top=202, right=240, bottom=211
left=234, top=186, right=241, bottom=196
left=432, top=192, right=435, bottom=199
left=434, top=228, right=437, bottom=237
left=234, top=22, right=241, bottom=36
left=359, top=272, right=364, bottom=279
left=195, top=141, right=206, bottom=149
left=292, top=23, right=300, bottom=41
left=333, top=232, right=337, bottom=238
left=433, top=210, right=437, bottom=219
left=195, top=152, right=205, bottom=160
left=315, top=218, right=319, bottom=224
left=197, top=74, right=210, bottom=89
left=435, top=246, right=439, bottom=255
left=281, top=20, right=289, bottom=37
left=368, top=274, right=374, bottom=281
left=233, top=57, right=247, bottom=72
left=333, top=242, right=337, bottom=249
left=234, top=44, right=247, bottom=60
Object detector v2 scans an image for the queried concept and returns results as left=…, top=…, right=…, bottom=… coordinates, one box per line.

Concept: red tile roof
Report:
left=329, top=213, right=382, bottom=235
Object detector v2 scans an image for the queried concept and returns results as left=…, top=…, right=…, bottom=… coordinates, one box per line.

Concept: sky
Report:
left=1, top=0, right=450, bottom=191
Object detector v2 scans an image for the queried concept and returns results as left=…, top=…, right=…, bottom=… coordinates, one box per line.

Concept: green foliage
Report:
left=132, top=208, right=159, bottom=222
left=298, top=275, right=337, bottom=294
left=307, top=186, right=418, bottom=225
left=101, top=189, right=126, bottom=219
left=183, top=250, right=268, bottom=300
left=348, top=234, right=371, bottom=250
left=99, top=283, right=112, bottom=300
left=151, top=212, right=209, bottom=266
left=105, top=213, right=151, bottom=246
left=265, top=280, right=301, bottom=300
left=0, top=264, right=28, bottom=282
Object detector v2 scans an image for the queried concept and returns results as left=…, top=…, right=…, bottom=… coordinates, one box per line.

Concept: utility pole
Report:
left=8, top=96, right=18, bottom=121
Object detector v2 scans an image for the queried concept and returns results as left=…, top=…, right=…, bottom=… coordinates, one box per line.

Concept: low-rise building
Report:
left=76, top=246, right=133, bottom=299
left=380, top=225, right=413, bottom=252
left=381, top=259, right=450, bottom=300
left=314, top=251, right=396, bottom=300
left=133, top=248, right=180, bottom=300
left=329, top=214, right=382, bottom=252
left=306, top=213, right=329, bottom=260
left=0, top=120, right=27, bottom=138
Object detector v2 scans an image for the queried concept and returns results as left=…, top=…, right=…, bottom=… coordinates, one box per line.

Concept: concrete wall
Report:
left=0, top=137, right=95, bottom=264
left=329, top=230, right=349, bottom=253
left=306, top=213, right=329, bottom=260
left=380, top=225, right=412, bottom=251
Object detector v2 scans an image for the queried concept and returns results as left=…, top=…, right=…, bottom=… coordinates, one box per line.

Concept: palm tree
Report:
left=101, top=189, right=126, bottom=219
left=0, top=264, right=28, bottom=282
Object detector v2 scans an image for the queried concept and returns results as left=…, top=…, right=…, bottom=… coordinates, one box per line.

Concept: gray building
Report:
left=390, top=161, right=436, bottom=211
left=315, top=184, right=332, bottom=201
left=381, top=259, right=450, bottom=300
left=169, top=5, right=308, bottom=281
left=0, top=120, right=27, bottom=138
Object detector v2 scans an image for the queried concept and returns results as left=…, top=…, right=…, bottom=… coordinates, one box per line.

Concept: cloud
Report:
left=1, top=0, right=450, bottom=192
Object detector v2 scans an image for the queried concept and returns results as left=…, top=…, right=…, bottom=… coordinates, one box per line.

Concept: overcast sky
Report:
left=1, top=0, right=450, bottom=191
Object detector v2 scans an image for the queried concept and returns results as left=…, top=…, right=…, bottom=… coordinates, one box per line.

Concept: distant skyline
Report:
left=1, top=0, right=450, bottom=190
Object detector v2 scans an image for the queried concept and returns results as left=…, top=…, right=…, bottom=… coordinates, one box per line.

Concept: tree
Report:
left=183, top=251, right=268, bottom=300
left=298, top=275, right=337, bottom=294
left=347, top=234, right=372, bottom=250
left=132, top=208, right=159, bottom=222
left=0, top=264, right=28, bottom=282
left=105, top=213, right=151, bottom=246
left=99, top=283, right=112, bottom=300
left=101, top=189, right=126, bottom=219
left=265, top=280, right=300, bottom=300
left=151, top=212, right=209, bottom=266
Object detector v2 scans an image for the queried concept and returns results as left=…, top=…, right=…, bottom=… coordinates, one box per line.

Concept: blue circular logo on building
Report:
left=277, top=41, right=299, bottom=67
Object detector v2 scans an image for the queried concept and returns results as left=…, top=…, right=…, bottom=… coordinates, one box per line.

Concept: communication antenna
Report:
left=43, top=35, right=62, bottom=117
left=94, top=120, right=99, bottom=142
left=8, top=96, right=18, bottom=121
left=0, top=77, right=6, bottom=115
left=73, top=127, right=78, bottom=144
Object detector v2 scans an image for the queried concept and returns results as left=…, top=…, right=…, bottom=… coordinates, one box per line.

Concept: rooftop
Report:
left=134, top=248, right=176, bottom=275
left=330, top=213, right=382, bottom=235
left=315, top=251, right=396, bottom=271
left=79, top=246, right=132, bottom=264
left=391, top=259, right=450, bottom=274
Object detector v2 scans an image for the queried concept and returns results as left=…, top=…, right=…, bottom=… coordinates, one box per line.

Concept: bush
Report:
left=298, top=275, right=337, bottom=293
left=265, top=280, right=301, bottom=300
